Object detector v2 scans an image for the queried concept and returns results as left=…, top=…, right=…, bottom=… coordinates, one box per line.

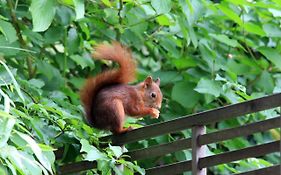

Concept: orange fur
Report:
left=80, top=42, right=162, bottom=134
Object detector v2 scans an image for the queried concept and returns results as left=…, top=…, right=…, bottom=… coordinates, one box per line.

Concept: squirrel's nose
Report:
left=157, top=104, right=161, bottom=109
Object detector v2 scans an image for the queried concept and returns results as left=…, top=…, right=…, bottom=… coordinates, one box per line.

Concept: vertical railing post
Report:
left=192, top=125, right=206, bottom=175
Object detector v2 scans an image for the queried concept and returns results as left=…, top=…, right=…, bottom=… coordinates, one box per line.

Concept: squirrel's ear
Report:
left=144, top=76, right=153, bottom=88
left=155, top=78, right=160, bottom=86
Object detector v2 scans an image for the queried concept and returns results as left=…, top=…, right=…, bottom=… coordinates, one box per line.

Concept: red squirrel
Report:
left=80, top=42, right=162, bottom=134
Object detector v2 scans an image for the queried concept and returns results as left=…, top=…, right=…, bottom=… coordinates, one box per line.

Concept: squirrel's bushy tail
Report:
left=80, top=42, right=136, bottom=120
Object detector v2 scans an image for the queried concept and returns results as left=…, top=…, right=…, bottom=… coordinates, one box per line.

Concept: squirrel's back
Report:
left=80, top=42, right=136, bottom=123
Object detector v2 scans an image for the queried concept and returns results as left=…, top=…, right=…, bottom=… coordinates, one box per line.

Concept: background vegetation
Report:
left=0, top=0, right=280, bottom=174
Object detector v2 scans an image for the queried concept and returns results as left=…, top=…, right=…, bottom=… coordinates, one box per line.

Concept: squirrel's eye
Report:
left=151, top=92, right=156, bottom=98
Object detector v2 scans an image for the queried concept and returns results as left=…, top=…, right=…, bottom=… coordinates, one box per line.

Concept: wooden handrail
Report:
left=104, top=93, right=281, bottom=145
left=126, top=116, right=280, bottom=161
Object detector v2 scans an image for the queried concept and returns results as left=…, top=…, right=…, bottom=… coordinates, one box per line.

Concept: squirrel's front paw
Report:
left=151, top=108, right=160, bottom=119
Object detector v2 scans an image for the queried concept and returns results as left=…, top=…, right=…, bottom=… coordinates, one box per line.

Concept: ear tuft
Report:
left=144, top=76, right=153, bottom=88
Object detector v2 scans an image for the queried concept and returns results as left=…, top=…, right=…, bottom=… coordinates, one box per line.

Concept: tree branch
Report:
left=7, top=0, right=34, bottom=79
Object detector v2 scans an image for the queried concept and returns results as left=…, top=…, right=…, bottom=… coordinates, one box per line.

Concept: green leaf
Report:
left=10, top=133, right=32, bottom=149
left=58, top=0, right=73, bottom=6
left=188, top=24, right=198, bottom=48
left=70, top=55, right=94, bottom=69
left=195, top=79, right=221, bottom=97
left=156, top=15, right=172, bottom=26
left=209, top=34, right=242, bottom=48
left=151, top=0, right=172, bottom=14
left=272, top=0, right=281, bottom=6
left=218, top=4, right=242, bottom=25
left=124, top=167, right=134, bottom=175
left=172, top=82, right=200, bottom=108
left=0, top=20, right=17, bottom=43
left=121, top=160, right=145, bottom=175
left=262, top=23, right=281, bottom=37
left=0, top=164, right=9, bottom=175
left=258, top=47, right=281, bottom=70
left=23, top=28, right=44, bottom=46
left=0, top=61, right=25, bottom=103
left=0, top=145, right=43, bottom=175
left=79, top=22, right=90, bottom=40
left=226, top=59, right=251, bottom=75
left=186, top=0, right=194, bottom=14
left=153, top=71, right=182, bottom=85
left=44, top=26, right=64, bottom=43
left=255, top=71, right=274, bottom=93
left=97, top=160, right=111, bottom=175
left=109, top=145, right=126, bottom=158
left=104, top=8, right=119, bottom=24
left=80, top=139, right=105, bottom=161
left=141, top=4, right=156, bottom=16
left=177, top=15, right=189, bottom=45
left=126, top=6, right=147, bottom=25
left=243, top=23, right=266, bottom=36
left=66, top=28, right=80, bottom=54
left=112, top=166, right=123, bottom=175
left=29, top=79, right=45, bottom=89
left=2, top=158, right=17, bottom=175
left=101, top=0, right=112, bottom=7
left=269, top=8, right=281, bottom=17
left=73, top=0, right=85, bottom=20
left=0, top=36, right=20, bottom=56
left=30, top=0, right=57, bottom=32
left=0, top=88, right=11, bottom=112
left=56, top=6, right=73, bottom=25
left=36, top=60, right=56, bottom=80
left=178, top=0, right=203, bottom=25
left=225, top=0, right=251, bottom=6
left=224, top=137, right=249, bottom=150
left=172, top=57, right=197, bottom=70
left=0, top=113, right=15, bottom=148
left=159, top=37, right=181, bottom=58
left=17, top=132, right=53, bottom=174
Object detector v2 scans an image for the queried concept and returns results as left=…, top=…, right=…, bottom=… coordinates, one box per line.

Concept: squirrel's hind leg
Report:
left=109, top=99, right=132, bottom=134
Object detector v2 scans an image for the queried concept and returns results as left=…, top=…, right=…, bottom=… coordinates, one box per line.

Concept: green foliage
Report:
left=0, top=0, right=280, bottom=174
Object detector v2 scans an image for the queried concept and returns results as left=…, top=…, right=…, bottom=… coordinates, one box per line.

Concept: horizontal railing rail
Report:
left=199, top=141, right=279, bottom=169
left=235, top=165, right=280, bottom=175
left=145, top=141, right=279, bottom=175
left=58, top=161, right=96, bottom=174
left=57, top=93, right=281, bottom=175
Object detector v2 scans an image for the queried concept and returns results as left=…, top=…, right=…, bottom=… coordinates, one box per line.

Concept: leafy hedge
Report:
left=0, top=0, right=280, bottom=174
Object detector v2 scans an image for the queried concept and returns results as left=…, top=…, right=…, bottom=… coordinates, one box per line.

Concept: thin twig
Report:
left=146, top=26, right=163, bottom=39
left=116, top=0, right=123, bottom=41
left=125, top=14, right=162, bottom=29
left=7, top=0, right=34, bottom=79
left=240, top=7, right=256, bottom=60
left=0, top=46, right=36, bottom=53
left=20, top=87, right=38, bottom=103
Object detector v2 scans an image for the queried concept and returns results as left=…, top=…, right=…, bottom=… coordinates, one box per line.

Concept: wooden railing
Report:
left=57, top=93, right=281, bottom=174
